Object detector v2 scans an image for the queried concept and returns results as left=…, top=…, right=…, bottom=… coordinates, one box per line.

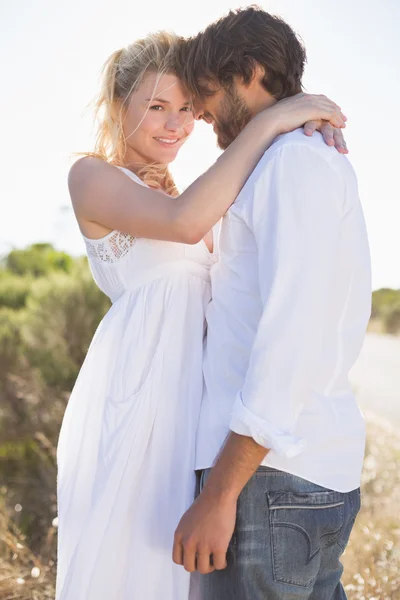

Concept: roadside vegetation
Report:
left=0, top=244, right=398, bottom=598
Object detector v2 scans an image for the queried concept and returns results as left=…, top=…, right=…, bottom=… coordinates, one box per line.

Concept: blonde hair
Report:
left=87, top=31, right=184, bottom=196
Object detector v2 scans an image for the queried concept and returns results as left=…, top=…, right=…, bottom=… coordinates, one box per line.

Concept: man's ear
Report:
left=248, top=62, right=266, bottom=88
left=235, top=61, right=266, bottom=90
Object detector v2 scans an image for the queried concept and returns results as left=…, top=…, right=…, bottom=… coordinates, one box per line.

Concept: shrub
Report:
left=371, top=288, right=400, bottom=320
left=382, top=302, right=400, bottom=335
left=0, top=307, right=24, bottom=376
left=0, top=274, right=33, bottom=310
left=6, top=244, right=74, bottom=278
left=22, top=264, right=110, bottom=389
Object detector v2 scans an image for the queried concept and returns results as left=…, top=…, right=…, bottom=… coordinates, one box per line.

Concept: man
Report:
left=174, top=6, right=371, bottom=600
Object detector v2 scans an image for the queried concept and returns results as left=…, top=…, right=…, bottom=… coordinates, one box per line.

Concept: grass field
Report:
left=1, top=415, right=399, bottom=600
left=342, top=414, right=400, bottom=599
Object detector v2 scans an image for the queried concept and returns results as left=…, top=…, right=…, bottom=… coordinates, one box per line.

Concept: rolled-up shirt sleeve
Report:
left=229, top=143, right=343, bottom=458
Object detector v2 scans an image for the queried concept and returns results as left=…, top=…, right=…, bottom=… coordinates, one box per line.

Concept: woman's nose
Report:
left=165, top=112, right=192, bottom=131
left=164, top=114, right=182, bottom=131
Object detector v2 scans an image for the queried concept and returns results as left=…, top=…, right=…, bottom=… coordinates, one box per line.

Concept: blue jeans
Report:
left=197, top=466, right=360, bottom=599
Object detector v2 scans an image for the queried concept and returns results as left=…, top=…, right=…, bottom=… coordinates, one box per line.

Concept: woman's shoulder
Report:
left=68, top=159, right=145, bottom=216
left=68, top=157, right=144, bottom=193
left=68, top=156, right=115, bottom=190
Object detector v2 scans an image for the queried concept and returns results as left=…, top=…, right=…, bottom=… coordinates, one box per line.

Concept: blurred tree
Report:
left=0, top=307, right=24, bottom=377
left=22, top=261, right=110, bottom=388
left=371, top=288, right=400, bottom=319
left=0, top=273, right=33, bottom=309
left=382, top=302, right=400, bottom=335
left=6, top=243, right=74, bottom=277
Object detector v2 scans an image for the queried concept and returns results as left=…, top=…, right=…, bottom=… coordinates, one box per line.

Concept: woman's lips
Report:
left=153, top=137, right=180, bottom=148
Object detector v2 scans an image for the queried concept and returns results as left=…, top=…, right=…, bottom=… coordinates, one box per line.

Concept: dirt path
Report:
left=350, top=332, right=400, bottom=424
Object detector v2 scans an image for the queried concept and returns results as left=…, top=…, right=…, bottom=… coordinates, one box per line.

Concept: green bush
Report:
left=382, top=302, right=400, bottom=335
left=0, top=307, right=24, bottom=376
left=371, top=288, right=400, bottom=319
left=0, top=273, right=33, bottom=309
left=0, top=245, right=111, bottom=567
left=22, top=263, right=110, bottom=388
left=6, top=243, right=74, bottom=277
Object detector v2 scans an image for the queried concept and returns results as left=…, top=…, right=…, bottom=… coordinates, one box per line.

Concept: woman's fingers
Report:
left=325, top=105, right=346, bottom=128
left=274, top=93, right=347, bottom=136
left=303, top=119, right=320, bottom=136
left=333, top=127, right=349, bottom=154
left=310, top=95, right=346, bottom=128
left=320, top=121, right=335, bottom=146
left=321, top=121, right=349, bottom=152
left=302, top=119, right=350, bottom=154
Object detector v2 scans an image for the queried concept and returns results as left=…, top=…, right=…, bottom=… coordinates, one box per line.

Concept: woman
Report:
left=56, top=31, right=346, bottom=600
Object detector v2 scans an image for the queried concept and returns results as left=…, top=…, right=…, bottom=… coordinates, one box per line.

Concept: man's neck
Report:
left=244, top=86, right=277, bottom=118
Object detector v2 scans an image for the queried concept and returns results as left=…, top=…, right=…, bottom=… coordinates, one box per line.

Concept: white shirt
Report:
left=196, top=129, right=372, bottom=493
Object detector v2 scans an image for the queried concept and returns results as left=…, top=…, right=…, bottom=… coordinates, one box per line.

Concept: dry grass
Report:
left=342, top=413, right=400, bottom=599
left=0, top=415, right=399, bottom=599
left=0, top=507, right=56, bottom=599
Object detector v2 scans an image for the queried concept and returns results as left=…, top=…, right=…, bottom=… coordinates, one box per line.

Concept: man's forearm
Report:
left=200, top=432, right=270, bottom=503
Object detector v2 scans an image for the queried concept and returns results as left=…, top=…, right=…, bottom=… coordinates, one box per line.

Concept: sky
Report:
left=1, top=0, right=399, bottom=290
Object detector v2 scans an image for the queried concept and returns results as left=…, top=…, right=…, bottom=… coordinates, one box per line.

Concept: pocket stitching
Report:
left=269, top=502, right=344, bottom=511
left=270, top=522, right=317, bottom=587
left=268, top=494, right=345, bottom=587
left=336, top=516, right=356, bottom=551
left=267, top=490, right=344, bottom=508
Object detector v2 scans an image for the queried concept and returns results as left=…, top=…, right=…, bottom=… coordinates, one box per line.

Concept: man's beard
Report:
left=214, top=87, right=252, bottom=150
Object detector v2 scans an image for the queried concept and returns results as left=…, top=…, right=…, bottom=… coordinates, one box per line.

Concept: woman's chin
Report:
left=152, top=149, right=179, bottom=165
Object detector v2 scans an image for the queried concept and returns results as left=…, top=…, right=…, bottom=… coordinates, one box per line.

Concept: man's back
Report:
left=197, top=129, right=371, bottom=492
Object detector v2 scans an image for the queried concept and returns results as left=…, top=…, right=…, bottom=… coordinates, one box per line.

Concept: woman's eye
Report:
left=150, top=105, right=163, bottom=111
left=181, top=107, right=192, bottom=112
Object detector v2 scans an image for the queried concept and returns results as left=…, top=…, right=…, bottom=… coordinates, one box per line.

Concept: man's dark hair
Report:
left=176, top=5, right=307, bottom=101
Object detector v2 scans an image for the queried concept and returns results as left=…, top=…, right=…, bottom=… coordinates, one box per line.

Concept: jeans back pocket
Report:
left=266, top=490, right=345, bottom=588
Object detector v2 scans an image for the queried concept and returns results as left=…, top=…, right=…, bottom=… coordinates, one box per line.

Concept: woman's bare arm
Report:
left=69, top=93, right=345, bottom=244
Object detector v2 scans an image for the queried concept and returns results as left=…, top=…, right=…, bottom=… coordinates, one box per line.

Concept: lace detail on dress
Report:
left=85, top=231, right=136, bottom=263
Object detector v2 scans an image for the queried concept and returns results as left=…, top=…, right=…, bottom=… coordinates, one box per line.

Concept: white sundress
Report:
left=56, top=168, right=216, bottom=600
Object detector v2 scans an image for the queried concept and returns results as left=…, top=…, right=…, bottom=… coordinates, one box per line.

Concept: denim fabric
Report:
left=197, top=467, right=360, bottom=600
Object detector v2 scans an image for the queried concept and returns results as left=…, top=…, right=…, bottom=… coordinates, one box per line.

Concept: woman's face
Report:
left=121, top=71, right=195, bottom=166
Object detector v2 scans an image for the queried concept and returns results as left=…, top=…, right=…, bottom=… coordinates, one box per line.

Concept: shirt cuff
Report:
left=229, top=393, right=306, bottom=458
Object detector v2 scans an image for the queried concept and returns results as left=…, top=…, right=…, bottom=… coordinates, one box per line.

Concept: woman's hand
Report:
left=304, top=120, right=348, bottom=154
left=266, top=92, right=347, bottom=137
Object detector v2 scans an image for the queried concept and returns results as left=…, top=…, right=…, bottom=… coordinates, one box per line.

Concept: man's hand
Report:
left=173, top=433, right=267, bottom=573
left=173, top=490, right=237, bottom=574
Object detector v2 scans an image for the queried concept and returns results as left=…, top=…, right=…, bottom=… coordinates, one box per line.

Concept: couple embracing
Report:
left=56, top=6, right=371, bottom=600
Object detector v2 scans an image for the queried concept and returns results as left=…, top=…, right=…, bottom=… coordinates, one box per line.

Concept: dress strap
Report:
left=117, top=167, right=147, bottom=188
left=82, top=167, right=146, bottom=261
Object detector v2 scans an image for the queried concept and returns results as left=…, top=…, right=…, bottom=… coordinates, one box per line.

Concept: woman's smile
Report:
left=153, top=136, right=181, bottom=147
